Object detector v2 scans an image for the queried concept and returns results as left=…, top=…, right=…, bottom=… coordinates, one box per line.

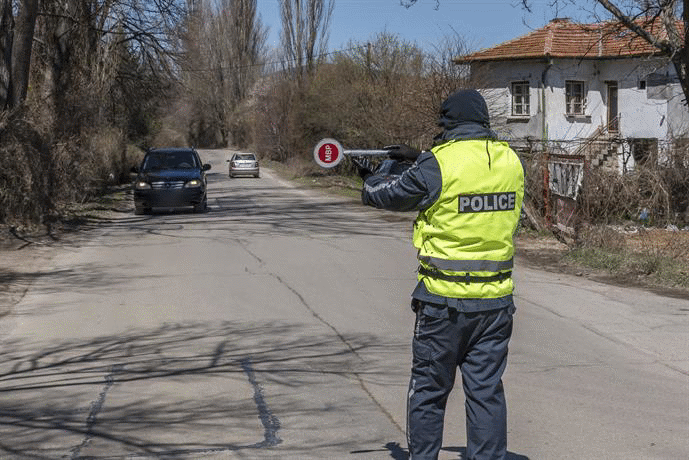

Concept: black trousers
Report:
left=406, top=302, right=514, bottom=460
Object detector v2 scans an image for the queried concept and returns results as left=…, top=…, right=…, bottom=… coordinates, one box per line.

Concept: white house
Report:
left=456, top=17, right=688, bottom=171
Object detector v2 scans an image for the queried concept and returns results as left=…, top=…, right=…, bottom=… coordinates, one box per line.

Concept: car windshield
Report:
left=143, top=151, right=197, bottom=170
left=235, top=154, right=255, bottom=161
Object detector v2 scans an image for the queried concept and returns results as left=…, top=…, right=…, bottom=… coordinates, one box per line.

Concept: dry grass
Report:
left=0, top=108, right=143, bottom=230
left=566, top=225, right=689, bottom=290
left=628, top=227, right=689, bottom=259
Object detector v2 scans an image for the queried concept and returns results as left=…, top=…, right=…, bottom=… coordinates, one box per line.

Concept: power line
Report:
left=181, top=35, right=436, bottom=74
left=180, top=44, right=366, bottom=73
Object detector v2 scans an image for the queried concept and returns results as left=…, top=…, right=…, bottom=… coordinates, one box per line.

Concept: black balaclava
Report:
left=434, top=89, right=497, bottom=144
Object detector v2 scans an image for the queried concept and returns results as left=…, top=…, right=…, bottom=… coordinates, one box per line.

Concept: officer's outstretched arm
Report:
left=361, top=152, right=440, bottom=212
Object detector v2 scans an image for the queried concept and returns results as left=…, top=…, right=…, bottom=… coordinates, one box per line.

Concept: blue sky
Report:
left=256, top=0, right=591, bottom=54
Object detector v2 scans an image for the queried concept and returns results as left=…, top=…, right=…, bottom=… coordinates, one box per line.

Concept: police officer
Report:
left=359, top=89, right=524, bottom=460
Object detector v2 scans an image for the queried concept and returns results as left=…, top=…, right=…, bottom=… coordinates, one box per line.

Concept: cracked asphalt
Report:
left=0, top=149, right=687, bottom=459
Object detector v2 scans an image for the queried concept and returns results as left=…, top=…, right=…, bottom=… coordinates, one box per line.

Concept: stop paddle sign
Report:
left=313, top=138, right=344, bottom=168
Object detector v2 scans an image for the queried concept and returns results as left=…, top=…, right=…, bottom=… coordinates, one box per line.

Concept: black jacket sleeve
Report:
left=361, top=152, right=442, bottom=212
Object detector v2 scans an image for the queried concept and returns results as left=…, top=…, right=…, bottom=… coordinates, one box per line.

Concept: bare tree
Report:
left=179, top=0, right=266, bottom=146
left=179, top=4, right=228, bottom=146
left=0, top=0, right=13, bottom=107
left=423, top=31, right=474, bottom=122
left=279, top=0, right=334, bottom=80
left=331, top=33, right=428, bottom=146
left=223, top=0, right=267, bottom=104
left=1, top=0, right=187, bottom=112
left=0, top=0, right=39, bottom=110
left=584, top=0, right=689, bottom=105
left=0, top=0, right=189, bottom=227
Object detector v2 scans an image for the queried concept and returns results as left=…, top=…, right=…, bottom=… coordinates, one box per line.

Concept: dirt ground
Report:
left=515, top=228, right=689, bottom=300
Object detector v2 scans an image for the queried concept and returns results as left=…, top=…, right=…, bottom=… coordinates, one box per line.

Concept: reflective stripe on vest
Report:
left=418, top=255, right=514, bottom=272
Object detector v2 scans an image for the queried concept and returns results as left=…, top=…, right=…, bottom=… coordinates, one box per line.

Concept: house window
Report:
left=565, top=80, right=586, bottom=115
left=511, top=81, right=530, bottom=116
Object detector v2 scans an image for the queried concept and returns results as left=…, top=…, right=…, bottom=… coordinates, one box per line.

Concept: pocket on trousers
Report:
left=412, top=338, right=433, bottom=368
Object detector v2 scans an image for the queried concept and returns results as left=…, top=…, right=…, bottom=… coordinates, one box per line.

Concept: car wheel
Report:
left=194, top=197, right=207, bottom=213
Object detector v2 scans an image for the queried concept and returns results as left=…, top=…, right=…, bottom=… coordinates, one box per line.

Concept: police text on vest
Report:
left=458, top=192, right=516, bottom=213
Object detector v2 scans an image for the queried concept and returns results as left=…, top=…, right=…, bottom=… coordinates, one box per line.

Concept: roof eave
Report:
left=454, top=51, right=666, bottom=64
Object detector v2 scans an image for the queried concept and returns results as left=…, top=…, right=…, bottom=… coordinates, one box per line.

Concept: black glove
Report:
left=384, top=144, right=422, bottom=162
left=358, top=167, right=373, bottom=181
left=351, top=156, right=373, bottom=181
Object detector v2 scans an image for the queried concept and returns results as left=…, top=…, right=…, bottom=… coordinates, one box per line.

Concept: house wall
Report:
left=473, top=57, right=685, bottom=144
left=666, top=78, right=689, bottom=139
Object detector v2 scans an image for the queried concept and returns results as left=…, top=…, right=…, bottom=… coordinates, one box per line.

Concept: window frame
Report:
left=510, top=81, right=531, bottom=117
left=565, top=80, right=586, bottom=116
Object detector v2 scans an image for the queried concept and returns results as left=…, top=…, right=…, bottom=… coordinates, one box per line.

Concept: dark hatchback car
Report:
left=132, top=147, right=211, bottom=214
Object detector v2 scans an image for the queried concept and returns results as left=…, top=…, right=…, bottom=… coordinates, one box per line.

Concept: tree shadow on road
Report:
left=51, top=180, right=414, bottom=245
left=0, top=321, right=408, bottom=459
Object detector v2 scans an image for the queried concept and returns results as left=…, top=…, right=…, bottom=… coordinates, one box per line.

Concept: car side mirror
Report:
left=130, top=166, right=139, bottom=173
left=203, top=164, right=212, bottom=171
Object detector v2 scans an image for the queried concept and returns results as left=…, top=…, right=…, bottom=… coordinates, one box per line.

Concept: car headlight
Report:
left=185, top=179, right=202, bottom=188
left=135, top=181, right=151, bottom=190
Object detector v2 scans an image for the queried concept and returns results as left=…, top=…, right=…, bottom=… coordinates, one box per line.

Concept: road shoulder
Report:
left=0, top=232, right=60, bottom=318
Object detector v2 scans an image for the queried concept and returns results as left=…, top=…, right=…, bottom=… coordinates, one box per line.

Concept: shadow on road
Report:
left=59, top=173, right=414, bottom=245
left=448, top=446, right=530, bottom=459
left=0, top=169, right=489, bottom=458
left=0, top=321, right=406, bottom=458
left=352, top=442, right=531, bottom=459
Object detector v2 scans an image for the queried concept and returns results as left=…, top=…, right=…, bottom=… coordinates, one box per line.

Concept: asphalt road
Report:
left=0, top=149, right=687, bottom=459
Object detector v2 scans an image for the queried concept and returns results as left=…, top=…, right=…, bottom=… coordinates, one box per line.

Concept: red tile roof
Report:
left=456, top=17, right=683, bottom=63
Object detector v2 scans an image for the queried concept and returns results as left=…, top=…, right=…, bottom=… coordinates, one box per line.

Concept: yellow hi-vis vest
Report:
left=413, top=139, right=524, bottom=299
